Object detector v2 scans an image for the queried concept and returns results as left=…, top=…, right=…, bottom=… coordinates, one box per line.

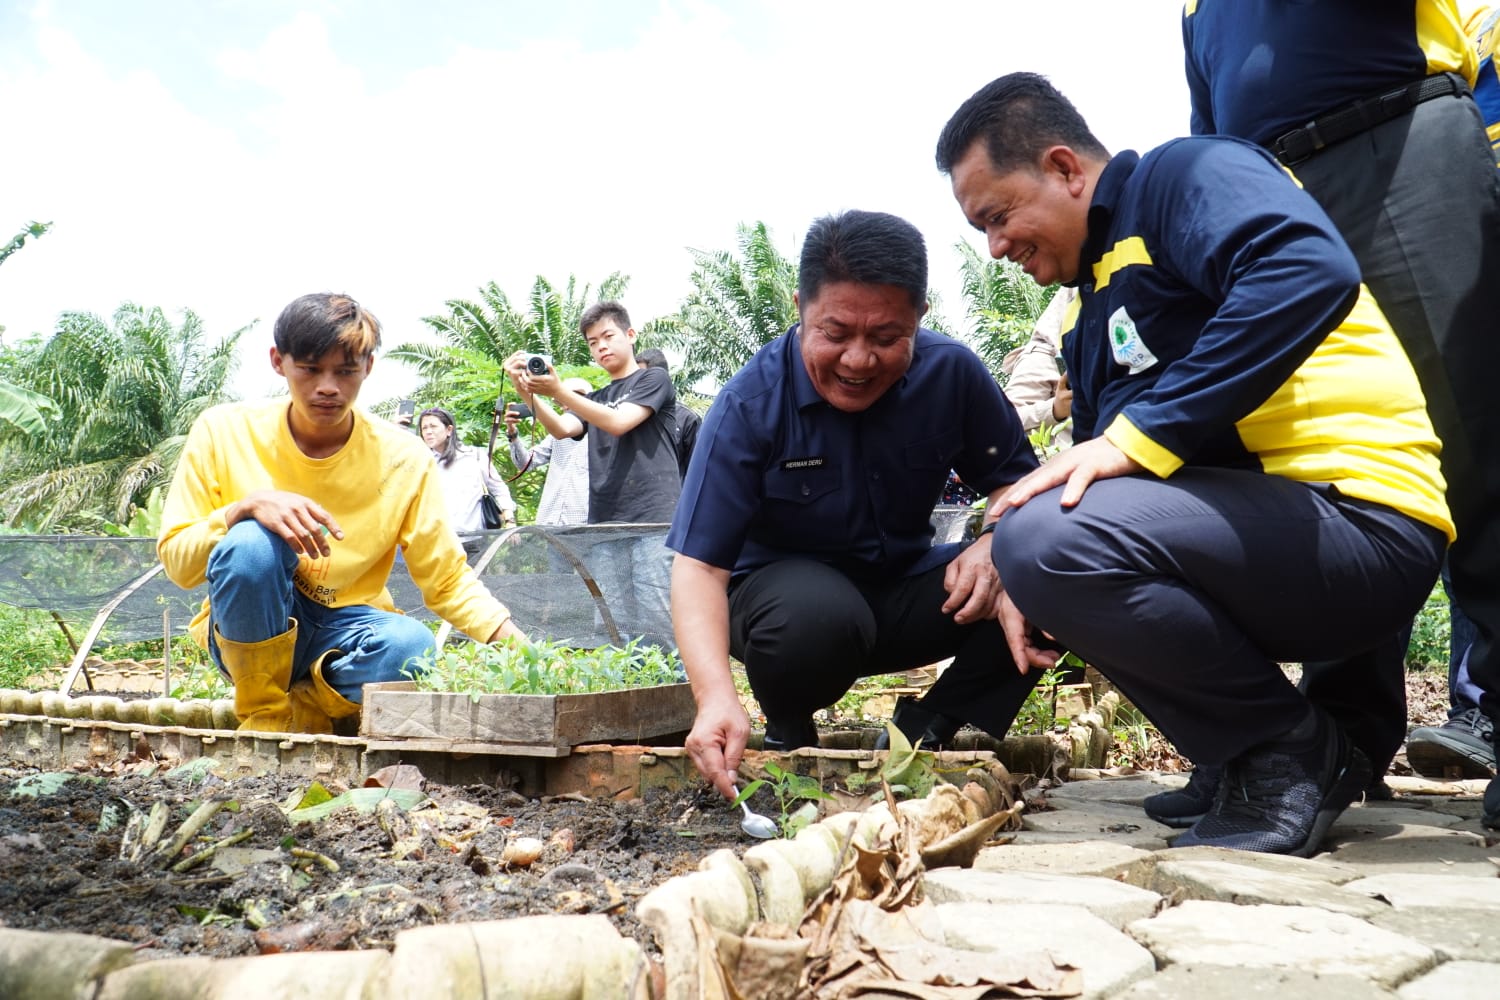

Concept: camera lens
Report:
left=526, top=355, right=548, bottom=376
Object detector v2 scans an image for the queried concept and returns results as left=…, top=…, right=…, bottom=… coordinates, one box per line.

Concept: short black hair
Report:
left=635, top=347, right=669, bottom=373
left=798, top=210, right=927, bottom=312
left=936, top=72, right=1109, bottom=176
left=579, top=301, right=632, bottom=338
left=273, top=292, right=381, bottom=361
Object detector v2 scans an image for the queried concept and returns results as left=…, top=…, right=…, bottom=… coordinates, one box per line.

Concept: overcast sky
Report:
left=2, top=1, right=1201, bottom=401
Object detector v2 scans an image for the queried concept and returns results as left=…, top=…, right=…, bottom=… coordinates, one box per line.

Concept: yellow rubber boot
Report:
left=215, top=620, right=296, bottom=733
left=288, top=649, right=361, bottom=735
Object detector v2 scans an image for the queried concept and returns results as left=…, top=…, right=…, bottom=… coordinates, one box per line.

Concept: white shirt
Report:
left=432, top=445, right=515, bottom=532
left=509, top=432, right=589, bottom=526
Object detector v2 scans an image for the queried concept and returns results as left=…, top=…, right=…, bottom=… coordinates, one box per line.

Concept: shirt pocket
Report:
left=765, top=463, right=842, bottom=505
left=762, top=463, right=847, bottom=551
left=903, top=434, right=955, bottom=474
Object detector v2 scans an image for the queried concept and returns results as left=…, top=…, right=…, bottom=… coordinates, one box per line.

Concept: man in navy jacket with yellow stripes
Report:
left=1183, top=0, right=1500, bottom=827
left=937, top=73, right=1452, bottom=857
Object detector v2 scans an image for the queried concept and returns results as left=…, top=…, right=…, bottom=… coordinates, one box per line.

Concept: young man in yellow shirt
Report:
left=158, top=292, right=525, bottom=733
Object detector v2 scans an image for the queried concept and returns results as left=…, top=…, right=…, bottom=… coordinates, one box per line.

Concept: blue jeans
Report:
left=205, top=522, right=436, bottom=702
left=1441, top=559, right=1482, bottom=714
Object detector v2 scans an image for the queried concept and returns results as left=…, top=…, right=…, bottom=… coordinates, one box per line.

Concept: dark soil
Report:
left=0, top=758, right=752, bottom=962
left=0, top=669, right=1461, bottom=962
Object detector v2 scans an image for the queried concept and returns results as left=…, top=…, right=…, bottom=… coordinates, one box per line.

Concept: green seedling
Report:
left=404, top=637, right=684, bottom=700
left=732, top=759, right=833, bottom=839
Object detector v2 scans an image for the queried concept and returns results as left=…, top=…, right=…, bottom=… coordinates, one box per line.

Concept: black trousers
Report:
left=994, top=470, right=1445, bottom=767
left=1292, top=93, right=1500, bottom=757
left=727, top=558, right=1039, bottom=737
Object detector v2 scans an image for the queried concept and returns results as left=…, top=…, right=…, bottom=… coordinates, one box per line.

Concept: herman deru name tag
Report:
left=781, top=457, right=825, bottom=470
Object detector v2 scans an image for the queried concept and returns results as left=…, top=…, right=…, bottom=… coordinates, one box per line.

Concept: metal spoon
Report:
left=736, top=786, right=778, bottom=839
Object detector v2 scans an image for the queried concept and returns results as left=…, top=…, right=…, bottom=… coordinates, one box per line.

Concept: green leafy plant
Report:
left=1027, top=422, right=1069, bottom=461
left=732, top=759, right=832, bottom=838
left=875, top=720, right=938, bottom=798
left=1108, top=703, right=1157, bottom=770
left=829, top=673, right=908, bottom=721
left=1012, top=665, right=1069, bottom=734
left=100, top=487, right=169, bottom=537
left=0, top=605, right=72, bottom=688
left=165, top=645, right=230, bottom=701
left=403, top=637, right=685, bottom=700
left=1405, top=582, right=1452, bottom=670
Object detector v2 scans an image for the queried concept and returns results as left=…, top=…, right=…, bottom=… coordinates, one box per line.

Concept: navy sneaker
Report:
left=1143, top=764, right=1223, bottom=828
left=1173, top=714, right=1372, bottom=857
left=1405, top=707, right=1496, bottom=780
left=872, top=695, right=964, bottom=752
left=1483, top=776, right=1499, bottom=831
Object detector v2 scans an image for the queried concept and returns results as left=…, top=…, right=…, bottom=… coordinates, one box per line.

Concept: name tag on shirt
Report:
left=781, top=457, right=825, bottom=470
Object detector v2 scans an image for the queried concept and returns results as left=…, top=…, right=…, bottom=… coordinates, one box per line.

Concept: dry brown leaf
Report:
left=711, top=920, right=807, bottom=1000
left=692, top=910, right=741, bottom=1000
left=364, top=763, right=425, bottom=792
left=919, top=808, right=1021, bottom=870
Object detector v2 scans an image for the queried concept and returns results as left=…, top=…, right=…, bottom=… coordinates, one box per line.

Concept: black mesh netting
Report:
left=0, top=508, right=978, bottom=656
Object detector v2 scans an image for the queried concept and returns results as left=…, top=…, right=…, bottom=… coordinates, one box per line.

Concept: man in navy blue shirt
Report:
left=936, top=73, right=1450, bottom=856
left=666, top=209, right=1038, bottom=802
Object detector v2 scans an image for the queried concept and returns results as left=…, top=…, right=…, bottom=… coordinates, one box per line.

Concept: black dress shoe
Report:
left=873, top=695, right=963, bottom=751
left=763, top=717, right=820, bottom=752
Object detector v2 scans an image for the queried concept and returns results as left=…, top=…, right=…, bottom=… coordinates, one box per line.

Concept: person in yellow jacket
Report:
left=158, top=292, right=526, bottom=734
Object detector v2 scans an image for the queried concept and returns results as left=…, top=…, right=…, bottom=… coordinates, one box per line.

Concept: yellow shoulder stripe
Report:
left=1092, top=237, right=1153, bottom=292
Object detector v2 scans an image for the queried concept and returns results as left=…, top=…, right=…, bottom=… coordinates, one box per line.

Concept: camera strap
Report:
left=491, top=401, right=539, bottom=484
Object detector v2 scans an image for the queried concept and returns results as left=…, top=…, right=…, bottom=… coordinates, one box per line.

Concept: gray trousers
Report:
left=993, top=470, right=1445, bottom=766
left=1292, top=90, right=1500, bottom=749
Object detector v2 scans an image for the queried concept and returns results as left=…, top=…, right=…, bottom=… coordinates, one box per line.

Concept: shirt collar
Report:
left=788, top=325, right=827, bottom=410
left=1077, top=149, right=1141, bottom=286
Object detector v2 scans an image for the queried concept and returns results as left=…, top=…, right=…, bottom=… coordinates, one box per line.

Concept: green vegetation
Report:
left=953, top=242, right=1055, bottom=383
left=0, top=304, right=245, bottom=530
left=0, top=605, right=71, bottom=688
left=1, top=221, right=61, bottom=438
left=1012, top=665, right=1070, bottom=734
left=829, top=672, right=908, bottom=721
left=653, top=221, right=799, bottom=395
left=1406, top=583, right=1453, bottom=670
left=0, top=221, right=50, bottom=269
left=403, top=637, right=684, bottom=699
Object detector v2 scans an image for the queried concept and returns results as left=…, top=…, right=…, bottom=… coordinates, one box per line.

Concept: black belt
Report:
left=1268, top=73, right=1469, bottom=166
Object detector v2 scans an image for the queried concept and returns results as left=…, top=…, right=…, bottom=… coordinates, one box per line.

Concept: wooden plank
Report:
left=358, top=682, right=696, bottom=748
left=552, top=684, right=696, bottom=745
left=360, top=738, right=569, bottom=759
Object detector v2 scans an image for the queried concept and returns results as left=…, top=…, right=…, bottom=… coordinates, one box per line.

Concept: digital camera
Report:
left=523, top=353, right=552, bottom=376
